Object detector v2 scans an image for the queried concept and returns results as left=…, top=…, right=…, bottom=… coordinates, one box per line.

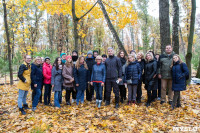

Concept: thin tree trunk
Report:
left=196, top=55, right=200, bottom=78
left=159, top=0, right=171, bottom=54
left=98, top=0, right=128, bottom=56
left=3, top=0, right=13, bottom=85
left=179, top=26, right=186, bottom=57
left=186, top=0, right=196, bottom=84
left=171, top=0, right=179, bottom=54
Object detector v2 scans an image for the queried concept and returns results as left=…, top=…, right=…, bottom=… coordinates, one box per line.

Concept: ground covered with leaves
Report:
left=0, top=84, right=200, bottom=132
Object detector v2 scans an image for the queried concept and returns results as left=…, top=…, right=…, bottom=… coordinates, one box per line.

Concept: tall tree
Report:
left=186, top=0, right=196, bottom=84
left=171, top=0, right=179, bottom=54
left=98, top=0, right=128, bottom=56
left=159, top=0, right=171, bottom=54
left=2, top=0, right=13, bottom=85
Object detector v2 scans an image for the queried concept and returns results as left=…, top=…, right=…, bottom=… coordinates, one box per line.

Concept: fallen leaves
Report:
left=0, top=84, right=200, bottom=132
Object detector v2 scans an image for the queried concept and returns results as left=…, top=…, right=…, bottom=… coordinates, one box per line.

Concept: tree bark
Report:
left=171, top=0, right=179, bottom=54
left=159, top=0, right=171, bottom=54
left=186, top=0, right=196, bottom=84
left=179, top=26, right=186, bottom=57
left=3, top=0, right=13, bottom=85
left=98, top=0, right=128, bottom=56
left=196, top=55, right=200, bottom=78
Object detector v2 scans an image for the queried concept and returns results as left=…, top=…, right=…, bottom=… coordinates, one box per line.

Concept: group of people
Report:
left=17, top=45, right=189, bottom=115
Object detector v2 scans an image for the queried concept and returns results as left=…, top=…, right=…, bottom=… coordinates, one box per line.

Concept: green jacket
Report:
left=158, top=51, right=175, bottom=79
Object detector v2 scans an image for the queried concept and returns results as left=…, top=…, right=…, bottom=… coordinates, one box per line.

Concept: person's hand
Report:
left=101, top=83, right=104, bottom=86
left=124, top=83, right=127, bottom=85
left=153, top=74, right=157, bottom=78
left=118, top=78, right=122, bottom=82
left=91, top=82, right=93, bottom=86
left=52, top=85, right=54, bottom=88
left=34, top=84, right=37, bottom=88
left=76, top=84, right=79, bottom=87
left=158, top=74, right=161, bottom=79
left=70, top=79, right=74, bottom=82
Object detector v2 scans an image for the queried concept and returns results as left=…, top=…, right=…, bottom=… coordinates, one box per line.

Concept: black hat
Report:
left=44, top=57, right=50, bottom=61
left=102, top=54, right=107, bottom=58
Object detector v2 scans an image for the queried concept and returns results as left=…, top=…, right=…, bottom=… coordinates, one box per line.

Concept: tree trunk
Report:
left=196, top=55, right=200, bottom=78
left=3, top=0, right=13, bottom=85
left=179, top=26, right=186, bottom=57
left=186, top=0, right=196, bottom=84
left=98, top=0, right=128, bottom=56
left=72, top=0, right=79, bottom=51
left=171, top=0, right=179, bottom=54
left=159, top=0, right=171, bottom=54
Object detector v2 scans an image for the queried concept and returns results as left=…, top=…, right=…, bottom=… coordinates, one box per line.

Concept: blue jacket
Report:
left=91, top=63, right=106, bottom=83
left=172, top=62, right=189, bottom=91
left=74, top=64, right=90, bottom=91
left=124, top=61, right=142, bottom=85
left=31, top=63, right=43, bottom=90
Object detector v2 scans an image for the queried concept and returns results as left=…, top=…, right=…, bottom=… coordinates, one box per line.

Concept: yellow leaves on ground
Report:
left=0, top=84, right=200, bottom=132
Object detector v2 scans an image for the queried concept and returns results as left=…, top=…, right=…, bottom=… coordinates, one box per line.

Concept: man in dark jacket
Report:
left=86, top=50, right=96, bottom=101
left=158, top=45, right=175, bottom=105
left=105, top=47, right=122, bottom=108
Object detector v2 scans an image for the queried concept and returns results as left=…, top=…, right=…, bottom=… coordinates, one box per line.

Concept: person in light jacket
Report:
left=91, top=56, right=106, bottom=108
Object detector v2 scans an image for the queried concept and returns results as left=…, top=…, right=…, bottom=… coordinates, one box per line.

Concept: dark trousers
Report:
left=119, top=85, right=126, bottom=100
left=93, top=83, right=103, bottom=100
left=136, top=82, right=142, bottom=101
left=65, top=87, right=76, bottom=102
left=39, top=85, right=43, bottom=103
left=106, top=78, right=119, bottom=103
left=86, top=84, right=94, bottom=101
left=172, top=91, right=181, bottom=107
left=103, top=83, right=107, bottom=102
left=44, top=84, right=52, bottom=105
left=158, top=79, right=161, bottom=98
left=146, top=83, right=157, bottom=103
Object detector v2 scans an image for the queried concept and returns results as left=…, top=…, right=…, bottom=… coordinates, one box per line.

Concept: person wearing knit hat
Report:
left=87, top=50, right=93, bottom=56
left=44, top=57, right=50, bottom=61
left=72, top=50, right=78, bottom=65
left=66, top=55, right=72, bottom=60
left=102, top=54, right=107, bottom=64
left=86, top=50, right=95, bottom=101
left=60, top=53, right=66, bottom=65
left=93, top=50, right=99, bottom=60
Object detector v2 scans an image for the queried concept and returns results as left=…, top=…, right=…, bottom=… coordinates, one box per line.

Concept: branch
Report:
left=102, top=0, right=118, bottom=14
left=78, top=0, right=98, bottom=20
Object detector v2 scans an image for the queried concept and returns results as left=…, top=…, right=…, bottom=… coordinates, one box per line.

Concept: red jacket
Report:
left=43, top=62, right=52, bottom=84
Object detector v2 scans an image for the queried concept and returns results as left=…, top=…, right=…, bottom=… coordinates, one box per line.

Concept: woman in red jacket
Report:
left=43, top=57, right=52, bottom=106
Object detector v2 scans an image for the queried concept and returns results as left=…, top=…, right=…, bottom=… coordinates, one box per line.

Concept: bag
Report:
left=180, top=63, right=189, bottom=80
left=126, top=79, right=132, bottom=84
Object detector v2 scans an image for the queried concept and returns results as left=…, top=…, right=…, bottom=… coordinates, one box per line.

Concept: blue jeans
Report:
left=76, top=90, right=84, bottom=105
left=32, top=88, right=41, bottom=107
left=54, top=91, right=61, bottom=107
left=93, top=83, right=103, bottom=100
left=18, top=89, right=28, bottom=108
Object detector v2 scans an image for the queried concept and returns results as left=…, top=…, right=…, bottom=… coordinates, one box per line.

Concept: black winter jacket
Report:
left=105, top=55, right=122, bottom=79
left=144, top=59, right=157, bottom=85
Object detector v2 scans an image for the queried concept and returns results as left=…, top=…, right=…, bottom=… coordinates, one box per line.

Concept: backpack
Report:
left=180, top=63, right=189, bottom=80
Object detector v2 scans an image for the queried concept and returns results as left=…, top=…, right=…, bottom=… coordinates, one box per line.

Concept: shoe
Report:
left=98, top=100, right=102, bottom=108
left=137, top=99, right=141, bottom=103
left=160, top=101, right=165, bottom=104
left=66, top=102, right=71, bottom=105
left=23, top=104, right=30, bottom=109
left=169, top=101, right=173, bottom=105
left=176, top=104, right=181, bottom=108
left=171, top=104, right=175, bottom=110
left=19, top=108, right=26, bottom=115
left=105, top=101, right=110, bottom=106
left=127, top=101, right=131, bottom=105
left=96, top=99, right=99, bottom=105
left=146, top=102, right=150, bottom=107
left=48, top=103, right=53, bottom=106
left=32, top=107, right=37, bottom=112
left=115, top=103, right=119, bottom=108
left=157, top=97, right=161, bottom=100
left=151, top=98, right=156, bottom=102
left=132, top=100, right=136, bottom=104
left=72, top=99, right=75, bottom=103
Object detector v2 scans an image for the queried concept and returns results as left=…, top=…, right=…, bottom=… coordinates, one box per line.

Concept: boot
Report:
left=19, top=108, right=26, bottom=115
left=98, top=100, right=102, bottom=108
left=96, top=99, right=99, bottom=105
left=132, top=100, right=136, bottom=105
left=120, top=98, right=124, bottom=103
left=32, top=107, right=37, bottom=112
left=127, top=101, right=131, bottom=105
left=23, top=104, right=30, bottom=109
left=66, top=101, right=71, bottom=105
left=105, top=100, right=110, bottom=106
left=176, top=104, right=181, bottom=108
left=146, top=102, right=150, bottom=107
left=115, top=97, right=119, bottom=108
